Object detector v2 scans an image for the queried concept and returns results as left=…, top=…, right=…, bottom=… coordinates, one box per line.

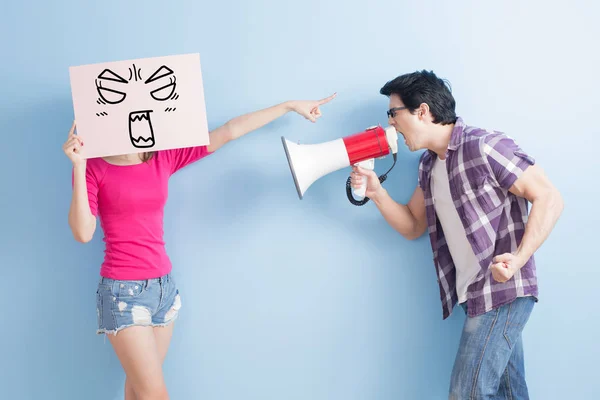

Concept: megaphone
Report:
left=281, top=125, right=399, bottom=205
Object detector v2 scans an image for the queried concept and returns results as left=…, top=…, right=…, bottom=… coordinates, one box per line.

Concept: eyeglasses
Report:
left=387, top=106, right=407, bottom=118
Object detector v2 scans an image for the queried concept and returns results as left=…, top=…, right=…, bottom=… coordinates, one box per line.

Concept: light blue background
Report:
left=1, top=1, right=598, bottom=399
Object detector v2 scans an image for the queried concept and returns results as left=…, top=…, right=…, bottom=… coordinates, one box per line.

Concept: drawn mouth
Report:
left=129, top=110, right=155, bottom=148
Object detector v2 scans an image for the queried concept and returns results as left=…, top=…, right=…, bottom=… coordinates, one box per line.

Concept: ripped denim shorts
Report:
left=96, top=273, right=181, bottom=335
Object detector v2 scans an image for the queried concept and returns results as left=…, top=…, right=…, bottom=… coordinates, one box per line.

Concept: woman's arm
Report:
left=207, top=94, right=336, bottom=153
left=64, top=121, right=97, bottom=243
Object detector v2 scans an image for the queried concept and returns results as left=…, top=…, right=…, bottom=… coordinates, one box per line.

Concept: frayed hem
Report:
left=153, top=313, right=179, bottom=328
left=96, top=315, right=178, bottom=336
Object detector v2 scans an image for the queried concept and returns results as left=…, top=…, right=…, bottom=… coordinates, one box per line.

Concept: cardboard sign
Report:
left=69, top=53, right=210, bottom=158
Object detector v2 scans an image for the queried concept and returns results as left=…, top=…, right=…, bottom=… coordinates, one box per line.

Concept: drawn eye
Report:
left=95, top=69, right=128, bottom=105
left=150, top=77, right=176, bottom=101
left=96, top=80, right=127, bottom=104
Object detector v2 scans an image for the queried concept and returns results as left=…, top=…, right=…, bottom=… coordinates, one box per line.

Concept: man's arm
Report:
left=490, top=165, right=564, bottom=282
left=482, top=133, right=564, bottom=282
left=371, top=186, right=428, bottom=240
left=353, top=164, right=427, bottom=240
left=509, top=164, right=564, bottom=261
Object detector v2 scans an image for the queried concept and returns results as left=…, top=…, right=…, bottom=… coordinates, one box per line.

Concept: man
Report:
left=351, top=70, right=563, bottom=399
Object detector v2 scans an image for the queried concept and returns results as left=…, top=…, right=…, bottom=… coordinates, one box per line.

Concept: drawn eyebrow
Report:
left=145, top=65, right=174, bottom=84
left=97, top=69, right=128, bottom=84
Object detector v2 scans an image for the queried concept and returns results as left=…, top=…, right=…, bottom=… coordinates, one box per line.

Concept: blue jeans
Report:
left=449, top=296, right=535, bottom=399
left=96, top=273, right=181, bottom=335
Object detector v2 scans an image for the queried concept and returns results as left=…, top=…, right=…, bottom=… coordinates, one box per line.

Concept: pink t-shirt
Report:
left=74, top=147, right=211, bottom=280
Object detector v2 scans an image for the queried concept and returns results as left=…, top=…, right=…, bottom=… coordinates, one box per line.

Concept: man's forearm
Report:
left=516, top=188, right=564, bottom=263
left=372, top=188, right=425, bottom=240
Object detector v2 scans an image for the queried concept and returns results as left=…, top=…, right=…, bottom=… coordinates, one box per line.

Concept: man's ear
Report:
left=418, top=103, right=430, bottom=120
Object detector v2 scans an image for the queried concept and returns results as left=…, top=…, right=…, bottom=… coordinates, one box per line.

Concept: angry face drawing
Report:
left=95, top=64, right=179, bottom=149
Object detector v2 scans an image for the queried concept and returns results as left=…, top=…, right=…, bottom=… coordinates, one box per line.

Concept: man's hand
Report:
left=350, top=165, right=386, bottom=201
left=490, top=253, right=527, bottom=283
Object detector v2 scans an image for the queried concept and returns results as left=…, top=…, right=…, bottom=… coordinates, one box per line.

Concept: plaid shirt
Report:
left=418, top=117, right=538, bottom=319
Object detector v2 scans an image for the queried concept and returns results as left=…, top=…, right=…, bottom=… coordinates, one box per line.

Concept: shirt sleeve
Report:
left=71, top=164, right=99, bottom=216
left=165, top=145, right=212, bottom=175
left=482, top=133, right=535, bottom=190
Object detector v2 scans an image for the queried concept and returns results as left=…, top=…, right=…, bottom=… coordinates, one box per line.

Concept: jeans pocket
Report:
left=503, top=297, right=535, bottom=348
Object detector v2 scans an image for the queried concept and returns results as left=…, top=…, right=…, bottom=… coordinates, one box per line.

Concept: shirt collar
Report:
left=424, top=116, right=465, bottom=161
left=447, top=116, right=465, bottom=151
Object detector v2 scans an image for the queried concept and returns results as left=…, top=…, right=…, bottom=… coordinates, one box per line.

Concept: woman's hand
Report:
left=63, top=120, right=85, bottom=166
left=287, top=93, right=337, bottom=122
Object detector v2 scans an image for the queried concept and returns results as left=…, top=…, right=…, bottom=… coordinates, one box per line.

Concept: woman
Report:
left=64, top=93, right=336, bottom=400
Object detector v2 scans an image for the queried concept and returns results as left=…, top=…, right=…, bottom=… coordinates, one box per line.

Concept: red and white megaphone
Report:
left=281, top=125, right=399, bottom=205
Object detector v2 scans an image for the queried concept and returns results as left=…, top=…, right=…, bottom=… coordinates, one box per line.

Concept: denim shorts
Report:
left=95, top=273, right=181, bottom=335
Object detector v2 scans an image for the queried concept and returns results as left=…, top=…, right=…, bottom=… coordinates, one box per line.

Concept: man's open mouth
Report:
left=129, top=110, right=155, bottom=148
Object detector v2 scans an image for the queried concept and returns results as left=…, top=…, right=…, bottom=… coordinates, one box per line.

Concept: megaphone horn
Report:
left=281, top=125, right=399, bottom=204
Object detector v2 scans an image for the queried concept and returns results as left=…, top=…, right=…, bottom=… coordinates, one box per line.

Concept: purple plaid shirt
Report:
left=418, top=117, right=538, bottom=319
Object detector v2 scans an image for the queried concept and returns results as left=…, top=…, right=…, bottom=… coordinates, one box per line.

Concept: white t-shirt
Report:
left=431, top=157, right=481, bottom=304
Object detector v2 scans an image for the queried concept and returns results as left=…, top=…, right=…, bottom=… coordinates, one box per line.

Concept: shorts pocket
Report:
left=96, top=289, right=102, bottom=328
left=113, top=280, right=146, bottom=299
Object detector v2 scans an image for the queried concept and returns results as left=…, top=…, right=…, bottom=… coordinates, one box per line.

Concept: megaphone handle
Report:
left=346, top=153, right=397, bottom=207
left=353, top=158, right=375, bottom=198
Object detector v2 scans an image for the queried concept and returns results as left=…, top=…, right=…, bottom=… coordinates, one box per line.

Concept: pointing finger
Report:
left=317, top=92, right=337, bottom=106
left=68, top=120, right=76, bottom=138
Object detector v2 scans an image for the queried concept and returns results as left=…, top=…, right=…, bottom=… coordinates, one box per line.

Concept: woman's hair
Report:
left=141, top=152, right=156, bottom=162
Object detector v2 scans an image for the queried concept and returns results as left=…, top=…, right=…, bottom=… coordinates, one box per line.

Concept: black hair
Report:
left=380, top=70, right=457, bottom=125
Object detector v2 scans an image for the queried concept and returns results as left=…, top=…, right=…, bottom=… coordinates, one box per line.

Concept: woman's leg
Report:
left=124, top=322, right=175, bottom=400
left=108, top=326, right=170, bottom=400
left=99, top=275, right=179, bottom=400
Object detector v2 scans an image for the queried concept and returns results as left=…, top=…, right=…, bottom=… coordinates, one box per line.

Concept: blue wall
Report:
left=1, top=1, right=598, bottom=399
